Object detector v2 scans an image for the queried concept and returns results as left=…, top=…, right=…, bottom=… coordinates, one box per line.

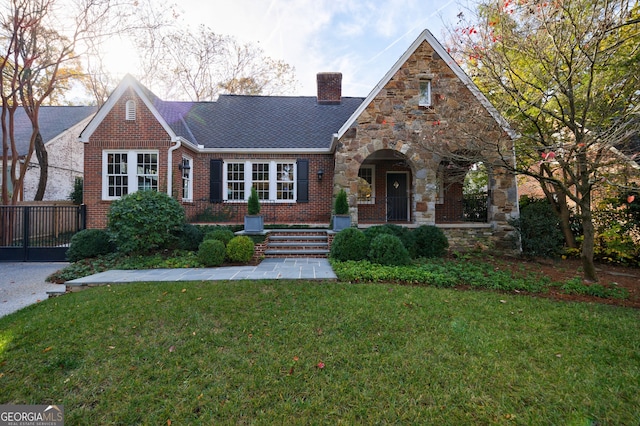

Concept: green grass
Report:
left=1, top=281, right=639, bottom=424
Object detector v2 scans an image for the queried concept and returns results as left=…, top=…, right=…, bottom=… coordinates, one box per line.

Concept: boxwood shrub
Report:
left=226, top=236, right=255, bottom=263
left=330, top=228, right=368, bottom=261
left=204, top=227, right=235, bottom=246
left=368, top=233, right=411, bottom=266
left=66, top=229, right=115, bottom=262
left=413, top=225, right=449, bottom=258
left=197, top=239, right=226, bottom=267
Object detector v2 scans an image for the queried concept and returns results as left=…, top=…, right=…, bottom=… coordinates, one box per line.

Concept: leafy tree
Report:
left=447, top=0, right=640, bottom=281
left=136, top=24, right=298, bottom=101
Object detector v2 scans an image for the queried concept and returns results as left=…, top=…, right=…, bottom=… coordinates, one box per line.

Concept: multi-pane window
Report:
left=137, top=152, right=158, bottom=191
left=106, top=152, right=128, bottom=197
left=226, top=163, right=245, bottom=200
left=277, top=163, right=295, bottom=200
left=357, top=166, right=375, bottom=204
left=181, top=157, right=192, bottom=201
left=224, top=160, right=296, bottom=202
left=419, top=80, right=431, bottom=107
left=252, top=163, right=270, bottom=200
left=103, top=150, right=158, bottom=200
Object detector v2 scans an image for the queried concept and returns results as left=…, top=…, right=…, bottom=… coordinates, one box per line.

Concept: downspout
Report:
left=167, top=139, right=181, bottom=197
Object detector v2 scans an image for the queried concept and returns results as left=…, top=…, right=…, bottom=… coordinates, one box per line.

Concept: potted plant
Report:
left=332, top=188, right=351, bottom=231
left=244, top=187, right=264, bottom=233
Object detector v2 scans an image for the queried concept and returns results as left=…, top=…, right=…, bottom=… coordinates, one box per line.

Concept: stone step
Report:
left=264, top=249, right=330, bottom=257
left=269, top=235, right=328, bottom=241
left=268, top=242, right=328, bottom=248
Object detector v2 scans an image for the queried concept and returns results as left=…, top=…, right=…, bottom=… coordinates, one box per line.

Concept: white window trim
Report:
left=181, top=156, right=193, bottom=202
left=102, top=149, right=159, bottom=200
left=357, top=164, right=375, bottom=204
left=419, top=80, right=431, bottom=107
left=223, top=160, right=297, bottom=203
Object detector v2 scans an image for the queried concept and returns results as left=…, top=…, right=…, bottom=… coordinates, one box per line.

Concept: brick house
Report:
left=79, top=29, right=520, bottom=251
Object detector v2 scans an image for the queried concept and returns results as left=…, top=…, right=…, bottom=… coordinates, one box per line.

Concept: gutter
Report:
left=167, top=139, right=182, bottom=197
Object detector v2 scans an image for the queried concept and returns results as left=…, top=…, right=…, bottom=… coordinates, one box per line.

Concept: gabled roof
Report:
left=4, top=106, right=97, bottom=157
left=80, top=74, right=364, bottom=152
left=336, top=29, right=516, bottom=140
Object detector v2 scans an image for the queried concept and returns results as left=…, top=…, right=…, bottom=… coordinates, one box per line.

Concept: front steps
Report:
left=264, top=229, right=331, bottom=258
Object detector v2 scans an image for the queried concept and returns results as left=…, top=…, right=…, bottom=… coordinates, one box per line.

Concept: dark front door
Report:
left=386, top=173, right=408, bottom=221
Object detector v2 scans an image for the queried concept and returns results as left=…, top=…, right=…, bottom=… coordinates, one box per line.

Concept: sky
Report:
left=107, top=0, right=466, bottom=98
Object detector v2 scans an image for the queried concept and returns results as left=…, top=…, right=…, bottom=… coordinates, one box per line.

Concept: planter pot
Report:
left=244, top=215, right=264, bottom=233
left=332, top=214, right=351, bottom=232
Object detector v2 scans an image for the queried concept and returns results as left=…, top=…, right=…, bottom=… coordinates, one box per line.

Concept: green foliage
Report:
left=174, top=223, right=203, bottom=251
left=510, top=197, right=564, bottom=258
left=413, top=225, right=449, bottom=258
left=197, top=239, right=226, bottom=267
left=66, top=229, right=114, bottom=262
left=204, top=227, right=235, bottom=246
left=330, top=258, right=558, bottom=295
left=561, top=278, right=629, bottom=300
left=107, top=190, right=185, bottom=255
left=368, top=234, right=411, bottom=266
left=334, top=189, right=349, bottom=215
left=330, top=228, right=368, bottom=261
left=247, top=187, right=261, bottom=215
left=68, top=177, right=83, bottom=205
left=363, top=225, right=415, bottom=257
left=592, top=190, right=640, bottom=266
left=226, top=235, right=255, bottom=263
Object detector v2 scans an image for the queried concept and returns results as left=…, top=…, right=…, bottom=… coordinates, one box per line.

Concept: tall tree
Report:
left=136, top=25, right=298, bottom=101
left=446, top=0, right=640, bottom=282
left=0, top=0, right=119, bottom=203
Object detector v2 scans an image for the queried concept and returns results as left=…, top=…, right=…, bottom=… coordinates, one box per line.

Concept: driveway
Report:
left=0, top=262, right=67, bottom=319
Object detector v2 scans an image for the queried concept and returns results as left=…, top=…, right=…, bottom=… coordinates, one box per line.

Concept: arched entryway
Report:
left=357, top=149, right=413, bottom=224
left=435, top=157, right=489, bottom=223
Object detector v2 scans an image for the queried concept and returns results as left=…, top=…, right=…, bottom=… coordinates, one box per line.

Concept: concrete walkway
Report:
left=67, top=258, right=336, bottom=286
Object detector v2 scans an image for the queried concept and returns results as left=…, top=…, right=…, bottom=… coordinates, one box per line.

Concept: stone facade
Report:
left=334, top=38, right=519, bottom=251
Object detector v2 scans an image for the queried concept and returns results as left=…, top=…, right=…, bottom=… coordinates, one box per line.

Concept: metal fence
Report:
left=0, top=203, right=86, bottom=261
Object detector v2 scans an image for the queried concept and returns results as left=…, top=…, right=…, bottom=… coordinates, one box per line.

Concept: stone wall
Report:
left=333, top=38, right=520, bottom=253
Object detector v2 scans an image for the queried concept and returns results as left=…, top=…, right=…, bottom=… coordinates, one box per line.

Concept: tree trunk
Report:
left=34, top=131, right=47, bottom=201
left=557, top=195, right=577, bottom=249
left=579, top=201, right=598, bottom=283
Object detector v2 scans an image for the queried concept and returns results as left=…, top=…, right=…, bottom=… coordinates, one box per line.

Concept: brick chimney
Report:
left=317, top=72, right=342, bottom=105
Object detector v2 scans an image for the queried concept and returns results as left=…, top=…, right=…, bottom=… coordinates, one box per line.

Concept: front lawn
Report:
left=1, top=280, right=638, bottom=424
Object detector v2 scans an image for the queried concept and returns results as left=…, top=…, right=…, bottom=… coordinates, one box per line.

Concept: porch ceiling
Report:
left=363, top=149, right=407, bottom=162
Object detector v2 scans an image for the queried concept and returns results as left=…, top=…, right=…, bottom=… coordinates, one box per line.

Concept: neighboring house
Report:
left=79, top=29, right=520, bottom=251
left=1, top=106, right=97, bottom=201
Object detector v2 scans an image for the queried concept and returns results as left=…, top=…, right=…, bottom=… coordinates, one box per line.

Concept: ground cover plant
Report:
left=1, top=281, right=638, bottom=424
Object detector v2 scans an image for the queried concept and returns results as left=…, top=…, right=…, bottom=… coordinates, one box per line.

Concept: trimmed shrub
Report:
left=197, top=239, right=226, bottom=267
left=175, top=223, right=203, bottom=251
left=226, top=236, right=255, bottom=263
left=368, top=234, right=411, bottom=266
left=107, top=190, right=185, bottom=255
left=364, top=225, right=416, bottom=255
left=66, top=229, right=114, bottom=262
left=204, top=227, right=235, bottom=246
left=334, top=189, right=349, bottom=215
left=247, top=187, right=261, bottom=215
left=413, top=225, right=449, bottom=258
left=510, top=197, right=564, bottom=258
left=330, top=228, right=368, bottom=261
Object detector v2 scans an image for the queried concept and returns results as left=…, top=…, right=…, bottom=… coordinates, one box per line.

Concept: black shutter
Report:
left=297, top=159, right=309, bottom=203
left=210, top=159, right=223, bottom=203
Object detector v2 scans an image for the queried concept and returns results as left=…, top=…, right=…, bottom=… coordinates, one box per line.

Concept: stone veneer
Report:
left=334, top=40, right=520, bottom=252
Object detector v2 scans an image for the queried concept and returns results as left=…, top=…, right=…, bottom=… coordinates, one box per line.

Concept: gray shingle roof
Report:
left=155, top=95, right=364, bottom=150
left=5, top=106, right=97, bottom=156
